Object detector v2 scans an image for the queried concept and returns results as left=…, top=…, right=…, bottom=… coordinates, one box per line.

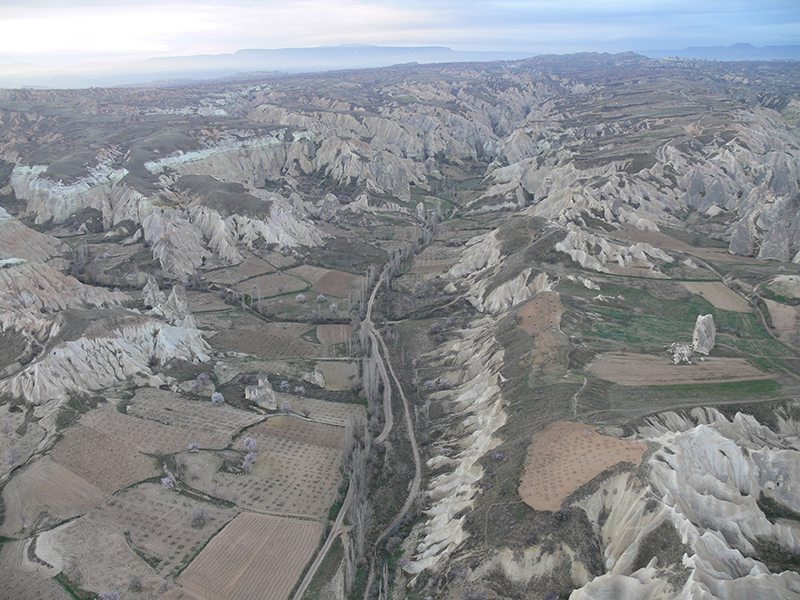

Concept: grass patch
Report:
left=648, top=378, right=779, bottom=398
left=55, top=573, right=93, bottom=600
left=302, top=537, right=344, bottom=600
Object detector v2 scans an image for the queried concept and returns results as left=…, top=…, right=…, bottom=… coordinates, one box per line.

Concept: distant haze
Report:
left=1, top=0, right=799, bottom=87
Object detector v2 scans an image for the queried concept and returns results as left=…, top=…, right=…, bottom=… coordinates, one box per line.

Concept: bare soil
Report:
left=683, top=281, right=751, bottom=312
left=177, top=512, right=324, bottom=600
left=586, top=351, right=770, bottom=386
left=518, top=291, right=569, bottom=375
left=0, top=455, right=105, bottom=537
left=519, top=421, right=646, bottom=512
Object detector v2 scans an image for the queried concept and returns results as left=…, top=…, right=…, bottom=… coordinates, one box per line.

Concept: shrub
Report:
left=98, top=592, right=121, bottom=600
left=293, top=385, right=305, bottom=397
left=196, top=372, right=211, bottom=384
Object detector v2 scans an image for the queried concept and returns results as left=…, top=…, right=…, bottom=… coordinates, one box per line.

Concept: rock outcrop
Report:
left=692, top=314, right=716, bottom=355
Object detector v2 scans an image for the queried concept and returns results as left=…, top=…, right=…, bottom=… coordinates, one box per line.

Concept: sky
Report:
left=1, top=0, right=798, bottom=66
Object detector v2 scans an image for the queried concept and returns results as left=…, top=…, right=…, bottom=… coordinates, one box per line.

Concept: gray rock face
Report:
left=668, top=342, right=694, bottom=364
left=245, top=374, right=276, bottom=410
left=692, top=314, right=716, bottom=355
left=729, top=218, right=755, bottom=256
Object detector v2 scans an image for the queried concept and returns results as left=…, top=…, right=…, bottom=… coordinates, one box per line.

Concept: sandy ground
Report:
left=519, top=421, right=647, bottom=512
left=587, top=351, right=770, bottom=385
left=177, top=512, right=323, bottom=600
left=683, top=281, right=751, bottom=312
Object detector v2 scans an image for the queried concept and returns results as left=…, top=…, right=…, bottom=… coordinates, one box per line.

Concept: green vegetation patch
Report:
left=648, top=378, right=779, bottom=399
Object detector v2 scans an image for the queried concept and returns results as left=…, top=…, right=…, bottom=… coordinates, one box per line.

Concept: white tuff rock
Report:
left=692, top=314, right=716, bottom=355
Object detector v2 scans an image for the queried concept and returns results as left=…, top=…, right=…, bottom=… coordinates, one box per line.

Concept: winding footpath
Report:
left=361, top=271, right=423, bottom=600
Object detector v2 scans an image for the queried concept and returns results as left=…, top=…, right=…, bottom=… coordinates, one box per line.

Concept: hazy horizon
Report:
left=2, top=0, right=799, bottom=87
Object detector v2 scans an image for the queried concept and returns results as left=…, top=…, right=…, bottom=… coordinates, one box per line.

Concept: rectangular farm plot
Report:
left=127, top=388, right=262, bottom=449
left=316, top=360, right=359, bottom=390
left=683, top=281, right=751, bottom=312
left=314, top=269, right=360, bottom=298
left=587, top=352, right=772, bottom=386
left=239, top=272, right=307, bottom=298
left=286, top=264, right=332, bottom=285
left=179, top=417, right=345, bottom=518
left=316, top=324, right=352, bottom=348
left=178, top=512, right=324, bottom=600
left=287, top=397, right=366, bottom=427
left=81, top=404, right=205, bottom=455
left=0, top=456, right=105, bottom=537
left=210, top=322, right=323, bottom=358
left=52, top=424, right=158, bottom=493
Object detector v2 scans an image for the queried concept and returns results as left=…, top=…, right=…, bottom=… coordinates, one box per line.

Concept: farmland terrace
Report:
left=1, top=53, right=800, bottom=600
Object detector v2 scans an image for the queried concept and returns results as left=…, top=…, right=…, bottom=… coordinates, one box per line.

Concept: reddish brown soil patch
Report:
left=519, top=421, right=647, bottom=512
left=518, top=291, right=568, bottom=375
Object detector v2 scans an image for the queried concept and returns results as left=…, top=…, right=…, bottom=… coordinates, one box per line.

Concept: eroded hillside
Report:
left=1, top=54, right=799, bottom=600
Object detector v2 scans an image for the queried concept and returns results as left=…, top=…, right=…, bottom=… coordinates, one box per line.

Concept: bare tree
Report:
left=242, top=452, right=257, bottom=473
left=191, top=508, right=207, bottom=528
left=242, top=436, right=257, bottom=452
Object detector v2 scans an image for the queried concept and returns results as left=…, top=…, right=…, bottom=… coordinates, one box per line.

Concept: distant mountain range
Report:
left=641, top=43, right=800, bottom=61
left=0, top=45, right=536, bottom=88
left=145, top=45, right=534, bottom=74
left=3, top=43, right=800, bottom=89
